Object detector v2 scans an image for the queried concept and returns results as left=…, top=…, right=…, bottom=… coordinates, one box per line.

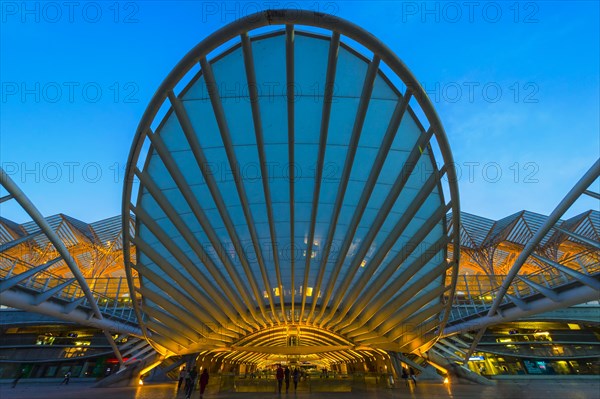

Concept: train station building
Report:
left=1, top=10, right=598, bottom=391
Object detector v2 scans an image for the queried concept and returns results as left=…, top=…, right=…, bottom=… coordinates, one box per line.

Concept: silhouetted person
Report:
left=199, top=368, right=209, bottom=399
left=401, top=367, right=409, bottom=387
left=12, top=369, right=25, bottom=388
left=409, top=367, right=417, bottom=386
left=183, top=368, right=191, bottom=394
left=276, top=364, right=284, bottom=394
left=292, top=368, right=299, bottom=391
left=284, top=366, right=290, bottom=393
left=185, top=366, right=197, bottom=399
left=60, top=370, right=71, bottom=385
left=177, top=367, right=186, bottom=392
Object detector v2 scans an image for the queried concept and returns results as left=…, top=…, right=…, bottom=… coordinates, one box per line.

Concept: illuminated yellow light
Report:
left=443, top=377, right=449, bottom=384
left=360, top=260, right=367, bottom=267
left=274, top=287, right=280, bottom=297
left=306, top=287, right=313, bottom=297
left=568, top=324, right=581, bottom=330
left=138, top=379, right=144, bottom=385
left=263, top=291, right=269, bottom=298
left=533, top=331, right=550, bottom=336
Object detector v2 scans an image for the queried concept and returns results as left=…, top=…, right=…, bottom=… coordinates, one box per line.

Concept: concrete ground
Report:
left=2, top=380, right=600, bottom=399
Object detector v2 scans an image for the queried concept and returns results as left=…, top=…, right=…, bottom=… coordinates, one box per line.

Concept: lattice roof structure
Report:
left=0, top=214, right=135, bottom=279
left=449, top=210, right=600, bottom=275
left=3, top=209, right=596, bottom=279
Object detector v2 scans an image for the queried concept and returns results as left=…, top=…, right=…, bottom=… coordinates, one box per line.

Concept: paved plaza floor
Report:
left=2, top=380, right=600, bottom=399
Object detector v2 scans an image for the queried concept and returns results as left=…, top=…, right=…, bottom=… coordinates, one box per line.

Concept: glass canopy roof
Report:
left=123, top=10, right=460, bottom=359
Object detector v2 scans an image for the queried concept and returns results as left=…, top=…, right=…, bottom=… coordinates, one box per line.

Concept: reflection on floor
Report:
left=3, top=380, right=600, bottom=399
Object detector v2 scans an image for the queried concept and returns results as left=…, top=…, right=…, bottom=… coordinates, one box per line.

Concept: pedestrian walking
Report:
left=284, top=366, right=290, bottom=393
left=177, top=367, right=186, bottom=392
left=199, top=368, right=209, bottom=399
left=401, top=367, right=409, bottom=387
left=409, top=367, right=417, bottom=386
left=276, top=364, right=284, bottom=394
left=185, top=367, right=197, bottom=399
left=292, top=368, right=299, bottom=391
left=60, top=370, right=72, bottom=385
left=183, top=368, right=191, bottom=394
left=12, top=369, right=25, bottom=388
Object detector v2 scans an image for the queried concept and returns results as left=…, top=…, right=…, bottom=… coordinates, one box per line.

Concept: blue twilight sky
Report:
left=1, top=1, right=598, bottom=224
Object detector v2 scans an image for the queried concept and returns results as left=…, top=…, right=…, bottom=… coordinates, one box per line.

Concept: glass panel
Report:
left=136, top=30, right=449, bottom=330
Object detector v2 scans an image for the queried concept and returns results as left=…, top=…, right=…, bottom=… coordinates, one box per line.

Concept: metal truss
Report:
left=0, top=167, right=143, bottom=365
left=0, top=214, right=133, bottom=279
left=443, top=160, right=600, bottom=360
left=450, top=209, right=599, bottom=276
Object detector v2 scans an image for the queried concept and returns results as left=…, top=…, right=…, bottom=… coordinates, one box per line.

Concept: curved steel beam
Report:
left=485, top=159, right=599, bottom=319
left=1, top=168, right=103, bottom=318
left=450, top=160, right=599, bottom=360
left=121, top=9, right=461, bottom=354
left=0, top=168, right=133, bottom=364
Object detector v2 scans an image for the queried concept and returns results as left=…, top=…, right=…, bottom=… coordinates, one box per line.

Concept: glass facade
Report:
left=127, top=24, right=458, bottom=357
left=0, top=320, right=126, bottom=380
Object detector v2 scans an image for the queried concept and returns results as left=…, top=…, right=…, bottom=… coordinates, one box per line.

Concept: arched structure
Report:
left=122, top=10, right=461, bottom=364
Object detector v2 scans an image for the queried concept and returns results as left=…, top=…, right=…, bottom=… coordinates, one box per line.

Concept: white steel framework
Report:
left=122, top=9, right=461, bottom=360
left=0, top=168, right=141, bottom=365
left=444, top=160, right=600, bottom=362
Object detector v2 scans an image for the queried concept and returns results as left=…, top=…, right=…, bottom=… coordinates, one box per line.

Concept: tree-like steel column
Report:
left=0, top=167, right=127, bottom=365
